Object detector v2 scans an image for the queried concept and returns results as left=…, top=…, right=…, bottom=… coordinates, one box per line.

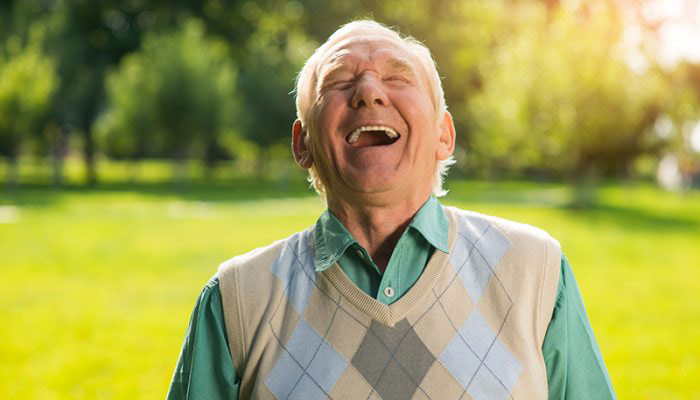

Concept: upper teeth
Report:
left=348, top=125, right=399, bottom=144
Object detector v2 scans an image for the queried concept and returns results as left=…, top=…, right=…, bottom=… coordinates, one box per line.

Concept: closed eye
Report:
left=383, top=76, right=411, bottom=85
left=319, top=81, right=345, bottom=94
left=330, top=80, right=355, bottom=90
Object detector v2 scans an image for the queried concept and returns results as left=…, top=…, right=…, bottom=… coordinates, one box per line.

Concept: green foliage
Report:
left=3, top=0, right=700, bottom=186
left=39, top=0, right=152, bottom=184
left=0, top=26, right=57, bottom=159
left=467, top=2, right=669, bottom=180
left=96, top=55, right=158, bottom=160
left=98, top=19, right=238, bottom=165
left=235, top=3, right=315, bottom=163
left=663, top=62, right=700, bottom=170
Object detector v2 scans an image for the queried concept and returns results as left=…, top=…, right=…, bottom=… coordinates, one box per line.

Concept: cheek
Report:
left=397, top=95, right=440, bottom=158
left=309, top=106, right=333, bottom=145
left=396, top=91, right=434, bottom=124
left=314, top=93, right=345, bottom=125
left=308, top=101, right=344, bottom=166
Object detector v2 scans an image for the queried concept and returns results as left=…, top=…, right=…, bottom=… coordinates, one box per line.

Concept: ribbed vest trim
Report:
left=537, top=228, right=561, bottom=345
left=217, top=258, right=247, bottom=379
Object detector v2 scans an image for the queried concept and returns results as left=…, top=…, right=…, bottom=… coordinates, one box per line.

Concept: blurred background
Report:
left=1, top=0, right=698, bottom=398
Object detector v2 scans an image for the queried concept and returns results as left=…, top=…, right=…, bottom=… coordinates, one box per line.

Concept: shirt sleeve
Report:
left=167, top=276, right=239, bottom=400
left=542, top=255, right=616, bottom=400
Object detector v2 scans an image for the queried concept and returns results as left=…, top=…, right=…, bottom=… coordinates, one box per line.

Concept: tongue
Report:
left=355, top=130, right=395, bottom=146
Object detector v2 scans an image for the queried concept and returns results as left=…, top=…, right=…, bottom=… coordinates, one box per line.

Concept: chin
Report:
left=344, top=176, right=403, bottom=196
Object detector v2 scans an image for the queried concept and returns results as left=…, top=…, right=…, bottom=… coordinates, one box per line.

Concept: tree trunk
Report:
left=567, top=167, right=599, bottom=209
left=83, top=126, right=97, bottom=186
left=173, top=148, right=188, bottom=191
left=127, top=158, right=140, bottom=184
left=52, top=127, right=66, bottom=187
left=256, top=146, right=267, bottom=177
left=6, top=154, right=19, bottom=193
left=203, top=138, right=218, bottom=181
left=203, top=162, right=214, bottom=182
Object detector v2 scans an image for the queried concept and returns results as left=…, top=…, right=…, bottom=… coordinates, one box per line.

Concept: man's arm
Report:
left=542, top=256, right=616, bottom=399
left=167, top=277, right=239, bottom=400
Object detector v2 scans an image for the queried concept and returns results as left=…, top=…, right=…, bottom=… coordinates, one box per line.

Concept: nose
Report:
left=351, top=75, right=388, bottom=109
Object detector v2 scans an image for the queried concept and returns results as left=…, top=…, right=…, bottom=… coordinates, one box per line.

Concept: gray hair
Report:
left=295, top=20, right=455, bottom=197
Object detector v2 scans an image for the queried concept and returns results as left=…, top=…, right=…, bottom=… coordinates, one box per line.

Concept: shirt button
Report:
left=384, top=287, right=395, bottom=297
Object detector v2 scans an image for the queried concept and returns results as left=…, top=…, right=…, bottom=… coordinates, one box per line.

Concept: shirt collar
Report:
left=313, top=210, right=357, bottom=272
left=410, top=195, right=450, bottom=254
left=313, top=196, right=449, bottom=272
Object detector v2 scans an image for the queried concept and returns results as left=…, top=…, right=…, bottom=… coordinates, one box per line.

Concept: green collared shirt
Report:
left=313, top=196, right=449, bottom=304
left=168, top=198, right=616, bottom=399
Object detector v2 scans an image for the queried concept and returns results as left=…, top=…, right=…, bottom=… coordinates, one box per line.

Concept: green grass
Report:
left=1, top=175, right=699, bottom=399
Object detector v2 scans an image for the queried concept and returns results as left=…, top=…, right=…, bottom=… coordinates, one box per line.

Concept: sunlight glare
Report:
left=642, top=0, right=700, bottom=67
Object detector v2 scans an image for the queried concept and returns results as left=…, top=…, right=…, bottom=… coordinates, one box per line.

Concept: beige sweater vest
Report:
left=218, top=207, right=561, bottom=400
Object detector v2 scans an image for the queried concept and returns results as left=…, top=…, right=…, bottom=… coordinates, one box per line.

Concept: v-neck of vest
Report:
left=320, top=208, right=457, bottom=327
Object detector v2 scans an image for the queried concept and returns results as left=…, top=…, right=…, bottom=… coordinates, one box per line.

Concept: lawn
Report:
left=1, top=174, right=698, bottom=399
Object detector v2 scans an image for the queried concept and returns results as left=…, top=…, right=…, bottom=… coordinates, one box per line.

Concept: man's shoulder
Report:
left=443, top=205, right=560, bottom=249
left=217, top=226, right=315, bottom=277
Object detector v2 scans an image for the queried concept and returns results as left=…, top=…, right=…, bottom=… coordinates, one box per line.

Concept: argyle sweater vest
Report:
left=217, top=206, right=561, bottom=400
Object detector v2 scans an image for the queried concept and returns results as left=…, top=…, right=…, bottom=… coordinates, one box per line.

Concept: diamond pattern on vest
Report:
left=435, top=215, right=521, bottom=400
left=439, top=310, right=522, bottom=400
left=266, top=319, right=348, bottom=400
left=269, top=230, right=317, bottom=314
left=351, top=320, right=435, bottom=400
left=264, top=214, right=522, bottom=400
left=267, top=231, right=348, bottom=399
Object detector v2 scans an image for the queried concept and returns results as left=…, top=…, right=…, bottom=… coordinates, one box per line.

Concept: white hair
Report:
left=294, top=20, right=455, bottom=198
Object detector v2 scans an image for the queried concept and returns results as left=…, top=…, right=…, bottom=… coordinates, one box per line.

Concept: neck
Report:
left=327, top=190, right=431, bottom=272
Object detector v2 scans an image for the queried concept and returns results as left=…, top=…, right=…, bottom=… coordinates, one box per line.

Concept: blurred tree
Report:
left=663, top=61, right=700, bottom=186
left=0, top=1, right=46, bottom=39
left=1, top=1, right=62, bottom=186
left=236, top=6, right=311, bottom=173
left=0, top=28, right=58, bottom=190
left=2, top=0, right=697, bottom=191
left=466, top=1, right=669, bottom=205
left=41, top=0, right=149, bottom=185
left=99, top=19, right=238, bottom=184
left=95, top=51, right=159, bottom=176
left=54, top=0, right=314, bottom=180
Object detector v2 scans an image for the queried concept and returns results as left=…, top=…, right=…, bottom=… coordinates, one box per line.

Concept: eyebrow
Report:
left=317, top=60, right=352, bottom=92
left=384, top=57, right=418, bottom=81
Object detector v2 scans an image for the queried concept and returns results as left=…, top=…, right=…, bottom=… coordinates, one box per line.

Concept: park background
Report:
left=1, top=0, right=699, bottom=398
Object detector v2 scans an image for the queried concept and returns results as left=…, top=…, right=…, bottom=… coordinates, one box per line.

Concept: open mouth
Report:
left=346, top=125, right=401, bottom=147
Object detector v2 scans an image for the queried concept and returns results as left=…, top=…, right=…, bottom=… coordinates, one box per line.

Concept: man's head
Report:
left=292, top=20, right=455, bottom=203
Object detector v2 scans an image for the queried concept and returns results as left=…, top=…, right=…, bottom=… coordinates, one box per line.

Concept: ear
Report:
left=292, top=119, right=314, bottom=169
left=436, top=111, right=456, bottom=161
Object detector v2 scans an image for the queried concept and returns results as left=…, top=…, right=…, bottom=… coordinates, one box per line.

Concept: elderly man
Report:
left=168, top=21, right=615, bottom=399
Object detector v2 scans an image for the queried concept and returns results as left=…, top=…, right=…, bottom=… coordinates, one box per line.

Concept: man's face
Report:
left=299, top=35, right=453, bottom=203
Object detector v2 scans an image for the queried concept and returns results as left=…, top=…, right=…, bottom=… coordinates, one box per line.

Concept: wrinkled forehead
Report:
left=321, top=35, right=410, bottom=64
left=316, top=35, right=432, bottom=87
